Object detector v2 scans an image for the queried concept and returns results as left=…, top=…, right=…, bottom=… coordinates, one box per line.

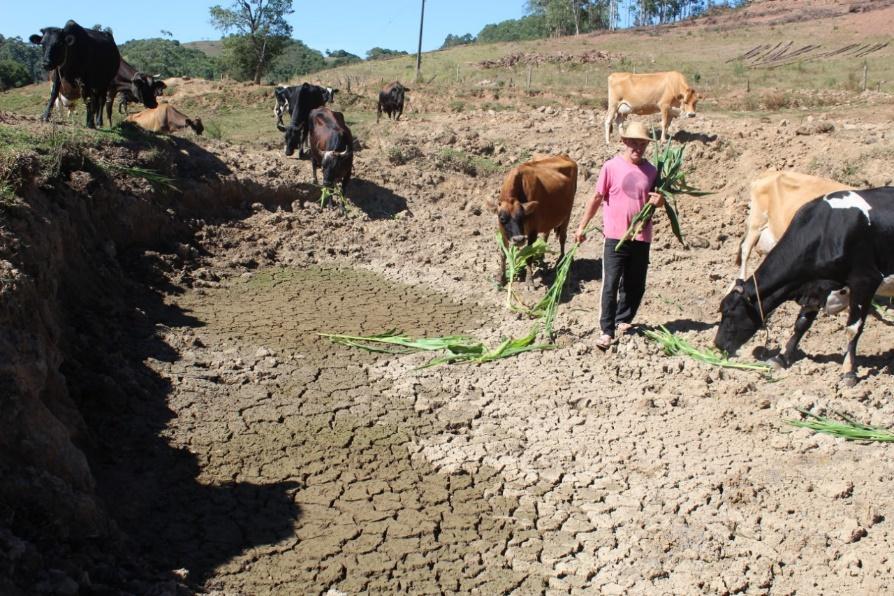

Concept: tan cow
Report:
left=125, top=103, right=203, bottom=135
left=491, top=154, right=578, bottom=285
left=604, top=71, right=698, bottom=144
left=736, top=170, right=853, bottom=280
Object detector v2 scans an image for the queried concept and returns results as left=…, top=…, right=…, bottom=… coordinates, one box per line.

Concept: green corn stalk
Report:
left=497, top=234, right=549, bottom=311
left=643, top=325, right=773, bottom=374
left=525, top=223, right=602, bottom=340
left=616, top=141, right=711, bottom=251
left=319, top=325, right=551, bottom=368
left=785, top=409, right=894, bottom=442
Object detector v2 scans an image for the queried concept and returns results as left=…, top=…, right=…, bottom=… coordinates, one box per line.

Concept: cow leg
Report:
left=84, top=92, right=96, bottom=129
left=555, top=223, right=568, bottom=263
left=660, top=107, right=672, bottom=142
left=312, top=161, right=319, bottom=185
left=772, top=306, right=819, bottom=368
left=841, top=281, right=876, bottom=386
left=497, top=249, right=508, bottom=287
left=42, top=72, right=61, bottom=123
left=604, top=103, right=616, bottom=144
left=396, top=106, right=403, bottom=121
left=736, top=220, right=766, bottom=281
left=376, top=104, right=382, bottom=123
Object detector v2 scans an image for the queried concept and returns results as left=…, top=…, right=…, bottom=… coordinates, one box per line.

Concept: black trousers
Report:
left=600, top=238, right=651, bottom=337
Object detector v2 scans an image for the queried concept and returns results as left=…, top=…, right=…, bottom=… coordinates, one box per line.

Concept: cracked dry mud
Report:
left=76, top=97, right=894, bottom=594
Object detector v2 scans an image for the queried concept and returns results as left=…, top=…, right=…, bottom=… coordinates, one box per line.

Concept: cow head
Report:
left=681, top=88, right=698, bottom=118
left=323, top=87, right=339, bottom=103
left=320, top=148, right=352, bottom=187
left=151, top=78, right=166, bottom=97
left=29, top=27, right=70, bottom=71
left=277, top=123, right=301, bottom=156
left=491, top=181, right=537, bottom=247
left=715, top=279, right=763, bottom=355
left=131, top=72, right=159, bottom=109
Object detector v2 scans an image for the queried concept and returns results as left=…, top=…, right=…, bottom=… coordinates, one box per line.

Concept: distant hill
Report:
left=183, top=40, right=223, bottom=57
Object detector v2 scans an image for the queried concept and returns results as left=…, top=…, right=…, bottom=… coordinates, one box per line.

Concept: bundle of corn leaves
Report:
left=319, top=186, right=352, bottom=212
left=497, top=234, right=548, bottom=310
left=319, top=325, right=552, bottom=368
left=644, top=325, right=773, bottom=374
left=616, top=141, right=710, bottom=250
left=785, top=409, right=894, bottom=442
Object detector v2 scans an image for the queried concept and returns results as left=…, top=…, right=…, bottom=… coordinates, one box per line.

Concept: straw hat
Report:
left=620, top=121, right=652, bottom=142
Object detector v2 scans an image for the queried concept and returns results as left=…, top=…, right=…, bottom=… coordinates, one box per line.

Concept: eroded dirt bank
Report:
left=2, top=91, right=894, bottom=594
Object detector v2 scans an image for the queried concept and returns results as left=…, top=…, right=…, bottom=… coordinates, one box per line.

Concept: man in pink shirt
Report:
left=574, top=121, right=663, bottom=350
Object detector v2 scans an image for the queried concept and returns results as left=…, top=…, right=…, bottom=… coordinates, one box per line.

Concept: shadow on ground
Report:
left=73, top=267, right=301, bottom=587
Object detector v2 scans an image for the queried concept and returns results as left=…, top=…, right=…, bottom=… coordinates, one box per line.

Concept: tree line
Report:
left=443, top=0, right=749, bottom=47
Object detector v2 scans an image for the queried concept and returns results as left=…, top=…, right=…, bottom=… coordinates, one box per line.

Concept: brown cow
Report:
left=491, top=154, right=578, bottom=285
left=126, top=103, right=203, bottom=135
left=308, top=107, right=353, bottom=195
left=51, top=60, right=163, bottom=123
left=604, top=71, right=698, bottom=144
left=736, top=170, right=852, bottom=280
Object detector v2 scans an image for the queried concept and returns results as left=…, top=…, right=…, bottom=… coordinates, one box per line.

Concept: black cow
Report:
left=110, top=61, right=165, bottom=118
left=308, top=107, right=353, bottom=196
left=377, top=81, right=408, bottom=123
left=30, top=21, right=120, bottom=129
left=50, top=59, right=162, bottom=124
left=274, top=83, right=337, bottom=157
left=716, top=188, right=894, bottom=386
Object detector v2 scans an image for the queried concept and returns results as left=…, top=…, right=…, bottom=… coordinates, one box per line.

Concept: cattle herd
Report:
left=25, top=20, right=893, bottom=386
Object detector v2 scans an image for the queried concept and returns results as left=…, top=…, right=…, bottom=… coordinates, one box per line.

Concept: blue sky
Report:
left=2, top=0, right=529, bottom=57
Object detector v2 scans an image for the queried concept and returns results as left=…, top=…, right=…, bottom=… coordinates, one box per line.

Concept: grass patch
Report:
left=433, top=148, right=502, bottom=177
left=786, top=409, right=894, bottom=442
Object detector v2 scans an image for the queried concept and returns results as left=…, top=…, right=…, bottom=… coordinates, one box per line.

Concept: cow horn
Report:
left=276, top=123, right=286, bottom=132
left=323, top=151, right=333, bottom=161
left=338, top=148, right=350, bottom=156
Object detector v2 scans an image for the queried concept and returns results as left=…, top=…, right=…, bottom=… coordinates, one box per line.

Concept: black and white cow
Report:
left=716, top=188, right=894, bottom=386
left=30, top=21, right=121, bottom=129
left=273, top=83, right=338, bottom=155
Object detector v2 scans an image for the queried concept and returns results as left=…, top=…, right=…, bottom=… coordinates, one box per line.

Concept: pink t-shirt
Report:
left=595, top=155, right=659, bottom=242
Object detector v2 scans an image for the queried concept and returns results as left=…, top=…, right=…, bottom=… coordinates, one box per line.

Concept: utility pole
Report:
left=415, top=0, right=425, bottom=83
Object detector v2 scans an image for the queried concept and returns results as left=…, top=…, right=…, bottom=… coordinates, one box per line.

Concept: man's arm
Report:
left=574, top=192, right=604, bottom=243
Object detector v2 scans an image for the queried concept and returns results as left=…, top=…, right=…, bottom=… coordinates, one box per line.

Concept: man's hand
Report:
left=574, top=229, right=587, bottom=244
left=648, top=191, right=665, bottom=208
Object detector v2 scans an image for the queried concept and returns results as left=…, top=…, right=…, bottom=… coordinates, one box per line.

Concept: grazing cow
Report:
left=736, top=170, right=853, bottom=280
left=604, top=71, right=698, bottom=144
left=51, top=59, right=162, bottom=124
left=125, top=103, right=203, bottom=135
left=377, top=82, right=408, bottom=123
left=273, top=84, right=336, bottom=125
left=308, top=107, right=353, bottom=196
left=30, top=21, right=120, bottom=129
left=491, top=154, right=578, bottom=285
left=716, top=188, right=894, bottom=386
left=275, top=83, right=338, bottom=158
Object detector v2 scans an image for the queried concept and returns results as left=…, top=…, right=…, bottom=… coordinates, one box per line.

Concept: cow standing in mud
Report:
left=308, top=107, right=353, bottom=196
left=491, top=154, right=578, bottom=285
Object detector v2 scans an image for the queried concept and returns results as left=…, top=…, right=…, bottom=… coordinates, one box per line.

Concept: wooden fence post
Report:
left=526, top=65, right=533, bottom=91
left=862, top=61, right=868, bottom=92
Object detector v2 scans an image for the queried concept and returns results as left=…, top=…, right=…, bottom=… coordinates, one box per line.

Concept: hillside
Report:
left=1, top=0, right=894, bottom=594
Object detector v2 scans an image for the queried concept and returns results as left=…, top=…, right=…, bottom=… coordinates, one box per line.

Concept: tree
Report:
left=366, top=47, right=408, bottom=61
left=120, top=38, right=221, bottom=79
left=267, top=39, right=326, bottom=81
left=0, top=35, right=42, bottom=84
left=209, top=0, right=293, bottom=84
left=325, top=49, right=362, bottom=67
left=0, top=59, right=30, bottom=91
left=440, top=33, right=475, bottom=49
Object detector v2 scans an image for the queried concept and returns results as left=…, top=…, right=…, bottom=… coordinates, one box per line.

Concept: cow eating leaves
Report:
left=491, top=155, right=578, bottom=286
